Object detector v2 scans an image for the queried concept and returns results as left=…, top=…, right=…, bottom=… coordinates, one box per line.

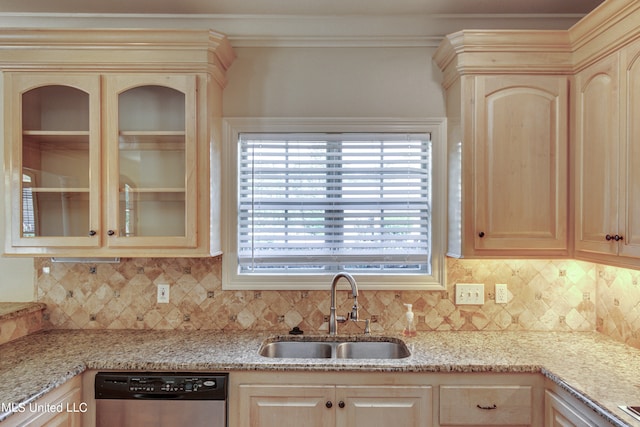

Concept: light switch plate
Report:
left=455, top=283, right=485, bottom=305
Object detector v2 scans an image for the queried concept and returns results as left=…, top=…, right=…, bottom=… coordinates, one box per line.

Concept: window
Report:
left=222, top=118, right=445, bottom=290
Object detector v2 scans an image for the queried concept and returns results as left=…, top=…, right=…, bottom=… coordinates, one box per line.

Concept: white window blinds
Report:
left=238, top=133, right=432, bottom=274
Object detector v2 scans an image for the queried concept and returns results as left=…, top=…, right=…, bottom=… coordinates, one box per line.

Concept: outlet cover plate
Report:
left=455, top=283, right=485, bottom=305
left=157, top=284, right=170, bottom=304
left=495, top=283, right=508, bottom=304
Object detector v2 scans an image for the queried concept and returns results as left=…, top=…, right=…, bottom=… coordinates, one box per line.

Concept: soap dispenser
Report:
left=402, top=303, right=416, bottom=337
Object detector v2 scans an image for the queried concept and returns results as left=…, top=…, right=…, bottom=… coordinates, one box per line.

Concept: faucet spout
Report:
left=329, top=272, right=359, bottom=335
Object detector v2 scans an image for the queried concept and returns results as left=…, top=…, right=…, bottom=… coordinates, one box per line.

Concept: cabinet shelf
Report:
left=120, top=188, right=185, bottom=193
left=27, top=187, right=90, bottom=193
left=22, top=130, right=90, bottom=144
left=118, top=131, right=185, bottom=150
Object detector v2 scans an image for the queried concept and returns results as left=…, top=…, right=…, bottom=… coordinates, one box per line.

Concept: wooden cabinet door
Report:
left=103, top=74, right=198, bottom=249
left=1, top=376, right=82, bottom=427
left=574, top=53, right=621, bottom=258
left=619, top=37, right=640, bottom=259
left=4, top=73, right=101, bottom=251
left=236, top=384, right=335, bottom=427
left=473, top=75, right=568, bottom=254
left=544, top=391, right=596, bottom=427
left=336, top=385, right=432, bottom=427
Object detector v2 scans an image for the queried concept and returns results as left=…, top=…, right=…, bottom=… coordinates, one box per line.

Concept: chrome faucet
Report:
left=329, top=272, right=359, bottom=335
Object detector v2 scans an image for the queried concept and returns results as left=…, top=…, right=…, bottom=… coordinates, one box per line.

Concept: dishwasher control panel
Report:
left=95, top=372, right=227, bottom=400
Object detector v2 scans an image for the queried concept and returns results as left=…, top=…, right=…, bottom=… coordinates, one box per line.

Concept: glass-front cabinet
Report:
left=1, top=29, right=235, bottom=257
left=104, top=75, right=197, bottom=249
left=6, top=73, right=101, bottom=249
left=4, top=73, right=199, bottom=254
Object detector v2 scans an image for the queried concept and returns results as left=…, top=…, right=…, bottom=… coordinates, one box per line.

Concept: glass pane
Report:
left=119, top=191, right=185, bottom=237
left=21, top=85, right=90, bottom=237
left=117, top=85, right=187, bottom=238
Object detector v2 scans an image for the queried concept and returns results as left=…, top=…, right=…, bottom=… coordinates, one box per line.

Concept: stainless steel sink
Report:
left=258, top=337, right=410, bottom=359
left=259, top=341, right=333, bottom=358
left=335, top=341, right=410, bottom=359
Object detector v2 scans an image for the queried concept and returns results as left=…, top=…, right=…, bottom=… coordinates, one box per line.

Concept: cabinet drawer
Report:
left=440, top=385, right=532, bottom=425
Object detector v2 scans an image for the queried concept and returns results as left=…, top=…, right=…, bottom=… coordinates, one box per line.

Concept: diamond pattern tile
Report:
left=30, top=257, right=633, bottom=347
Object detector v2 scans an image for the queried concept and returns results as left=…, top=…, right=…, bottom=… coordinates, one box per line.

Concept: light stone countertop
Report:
left=0, top=329, right=639, bottom=426
left=0, top=302, right=46, bottom=321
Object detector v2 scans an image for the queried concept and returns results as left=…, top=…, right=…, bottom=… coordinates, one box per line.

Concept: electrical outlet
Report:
left=157, top=284, right=170, bottom=304
left=495, top=284, right=508, bottom=304
left=455, top=283, right=484, bottom=305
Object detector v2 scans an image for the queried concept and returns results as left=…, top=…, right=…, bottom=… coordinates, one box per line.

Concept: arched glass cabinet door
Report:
left=5, top=73, right=101, bottom=249
left=104, top=75, right=197, bottom=248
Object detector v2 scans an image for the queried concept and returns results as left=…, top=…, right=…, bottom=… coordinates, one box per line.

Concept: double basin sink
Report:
left=259, top=336, right=410, bottom=360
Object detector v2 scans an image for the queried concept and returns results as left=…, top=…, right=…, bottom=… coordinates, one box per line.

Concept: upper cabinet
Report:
left=6, top=73, right=101, bottom=250
left=2, top=29, right=235, bottom=257
left=104, top=75, right=198, bottom=250
left=434, top=32, right=571, bottom=258
left=574, top=36, right=640, bottom=267
left=434, top=0, right=640, bottom=269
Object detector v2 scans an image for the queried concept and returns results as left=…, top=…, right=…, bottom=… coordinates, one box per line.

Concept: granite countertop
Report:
left=1, top=330, right=639, bottom=426
left=0, top=302, right=46, bottom=321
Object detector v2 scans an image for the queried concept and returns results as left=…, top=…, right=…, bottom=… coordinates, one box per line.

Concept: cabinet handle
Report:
left=478, top=231, right=485, bottom=238
left=477, top=404, right=497, bottom=410
left=325, top=401, right=333, bottom=409
left=338, top=401, right=345, bottom=409
left=107, top=230, right=116, bottom=236
left=615, top=234, right=624, bottom=241
left=89, top=230, right=97, bottom=236
left=606, top=234, right=614, bottom=241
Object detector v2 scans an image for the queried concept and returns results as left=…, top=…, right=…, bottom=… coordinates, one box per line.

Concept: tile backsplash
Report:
left=36, top=257, right=614, bottom=333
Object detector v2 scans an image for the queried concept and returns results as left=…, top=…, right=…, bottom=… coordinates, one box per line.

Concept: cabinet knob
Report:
left=615, top=234, right=624, bottom=241
left=338, top=401, right=345, bottom=409
left=478, top=231, right=485, bottom=238
left=325, top=401, right=333, bottom=409
left=89, top=230, right=97, bottom=236
left=606, top=234, right=614, bottom=241
left=107, top=230, right=116, bottom=236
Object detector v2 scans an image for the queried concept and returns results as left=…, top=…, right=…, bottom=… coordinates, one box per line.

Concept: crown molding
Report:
left=0, top=12, right=587, bottom=48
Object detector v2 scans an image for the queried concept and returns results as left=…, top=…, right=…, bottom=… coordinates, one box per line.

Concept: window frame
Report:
left=222, top=117, right=446, bottom=290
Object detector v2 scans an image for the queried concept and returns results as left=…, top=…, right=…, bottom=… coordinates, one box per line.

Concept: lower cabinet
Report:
left=235, top=381, right=431, bottom=427
left=1, top=375, right=82, bottom=427
left=230, top=371, right=544, bottom=427
left=440, top=385, right=534, bottom=425
left=544, top=382, right=604, bottom=427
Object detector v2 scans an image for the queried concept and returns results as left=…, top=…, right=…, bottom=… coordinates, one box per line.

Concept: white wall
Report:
left=223, top=46, right=444, bottom=118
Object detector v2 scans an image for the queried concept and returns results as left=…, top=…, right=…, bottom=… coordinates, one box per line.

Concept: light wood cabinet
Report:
left=434, top=33, right=569, bottom=258
left=231, top=372, right=432, bottom=427
left=543, top=379, right=610, bottom=427
left=1, top=29, right=234, bottom=257
left=236, top=383, right=431, bottom=427
left=230, top=371, right=544, bottom=427
left=545, top=391, right=596, bottom=427
left=574, top=37, right=640, bottom=268
left=0, top=376, right=82, bottom=427
left=440, top=385, right=533, bottom=425
left=236, top=384, right=335, bottom=427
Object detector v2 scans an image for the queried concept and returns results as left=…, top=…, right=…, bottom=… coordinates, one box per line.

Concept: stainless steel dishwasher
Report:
left=95, top=372, right=227, bottom=427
